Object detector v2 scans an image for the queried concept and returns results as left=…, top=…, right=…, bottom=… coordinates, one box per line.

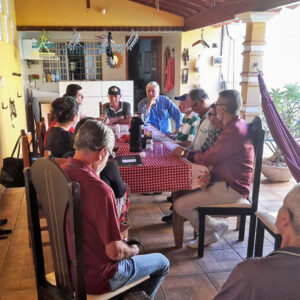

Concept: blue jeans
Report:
left=108, top=253, right=169, bottom=299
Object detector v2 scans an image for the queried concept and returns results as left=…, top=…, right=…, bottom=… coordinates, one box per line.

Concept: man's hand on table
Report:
left=173, top=146, right=186, bottom=157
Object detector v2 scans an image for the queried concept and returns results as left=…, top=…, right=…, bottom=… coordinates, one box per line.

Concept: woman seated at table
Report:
left=45, top=96, right=79, bottom=158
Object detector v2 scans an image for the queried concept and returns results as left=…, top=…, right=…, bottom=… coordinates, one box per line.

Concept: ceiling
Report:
left=128, top=0, right=300, bottom=30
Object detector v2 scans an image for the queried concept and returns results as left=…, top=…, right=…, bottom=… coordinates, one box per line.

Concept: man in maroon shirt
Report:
left=62, top=120, right=169, bottom=298
left=173, top=90, right=254, bottom=248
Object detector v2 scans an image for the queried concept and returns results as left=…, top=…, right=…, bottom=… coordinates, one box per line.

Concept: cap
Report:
left=174, top=93, right=188, bottom=101
left=108, top=86, right=121, bottom=95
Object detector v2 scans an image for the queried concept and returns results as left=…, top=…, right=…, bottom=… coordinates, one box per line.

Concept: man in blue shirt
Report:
left=137, top=81, right=181, bottom=134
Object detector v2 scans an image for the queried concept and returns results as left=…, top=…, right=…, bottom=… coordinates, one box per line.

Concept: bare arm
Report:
left=105, top=240, right=139, bottom=261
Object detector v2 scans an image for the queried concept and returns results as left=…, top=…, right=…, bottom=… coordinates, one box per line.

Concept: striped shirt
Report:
left=176, top=112, right=198, bottom=143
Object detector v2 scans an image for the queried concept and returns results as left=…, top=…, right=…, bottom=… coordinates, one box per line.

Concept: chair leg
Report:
left=173, top=210, right=184, bottom=249
left=274, top=235, right=282, bottom=251
left=247, top=215, right=256, bottom=258
left=254, top=218, right=265, bottom=257
left=197, top=212, right=205, bottom=258
left=238, top=215, right=246, bottom=241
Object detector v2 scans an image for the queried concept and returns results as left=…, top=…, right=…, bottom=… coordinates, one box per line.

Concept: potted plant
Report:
left=261, top=83, right=300, bottom=182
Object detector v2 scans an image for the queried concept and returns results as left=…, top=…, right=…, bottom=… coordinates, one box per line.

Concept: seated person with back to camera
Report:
left=62, top=120, right=169, bottom=299
left=45, top=96, right=79, bottom=158
left=214, top=183, right=300, bottom=300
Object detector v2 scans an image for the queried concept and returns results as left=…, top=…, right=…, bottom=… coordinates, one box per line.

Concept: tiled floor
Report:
left=0, top=178, right=296, bottom=300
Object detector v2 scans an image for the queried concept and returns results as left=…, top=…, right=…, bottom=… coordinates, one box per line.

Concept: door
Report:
left=126, top=37, right=162, bottom=112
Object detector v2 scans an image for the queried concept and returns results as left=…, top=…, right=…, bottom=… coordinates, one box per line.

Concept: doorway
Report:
left=126, top=37, right=162, bottom=112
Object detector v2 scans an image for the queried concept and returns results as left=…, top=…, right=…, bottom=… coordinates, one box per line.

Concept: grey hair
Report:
left=284, top=183, right=300, bottom=237
left=219, top=90, right=242, bottom=116
left=189, top=88, right=209, bottom=103
left=146, top=81, right=160, bottom=90
left=74, top=119, right=115, bottom=152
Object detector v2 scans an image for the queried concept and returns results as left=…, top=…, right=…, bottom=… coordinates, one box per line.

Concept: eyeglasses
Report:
left=108, top=150, right=116, bottom=159
left=208, top=112, right=216, bottom=117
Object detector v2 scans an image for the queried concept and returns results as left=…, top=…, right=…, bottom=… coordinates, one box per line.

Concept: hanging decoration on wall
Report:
left=182, top=48, right=189, bottom=66
left=192, top=29, right=210, bottom=48
left=9, top=98, right=17, bottom=128
left=106, top=52, right=123, bottom=69
left=125, top=30, right=139, bottom=51
left=31, top=30, right=58, bottom=60
left=68, top=30, right=81, bottom=52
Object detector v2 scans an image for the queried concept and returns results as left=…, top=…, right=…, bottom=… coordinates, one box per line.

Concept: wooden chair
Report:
left=99, top=102, right=103, bottom=117
left=254, top=211, right=281, bottom=257
left=21, top=130, right=49, bottom=246
left=24, top=158, right=149, bottom=300
left=194, top=116, right=265, bottom=258
left=35, top=117, right=46, bottom=156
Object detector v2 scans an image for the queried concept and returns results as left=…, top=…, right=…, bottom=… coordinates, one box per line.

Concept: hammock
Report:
left=258, top=73, right=300, bottom=182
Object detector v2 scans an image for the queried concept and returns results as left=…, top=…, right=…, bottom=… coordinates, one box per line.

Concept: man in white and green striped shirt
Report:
left=175, top=94, right=199, bottom=147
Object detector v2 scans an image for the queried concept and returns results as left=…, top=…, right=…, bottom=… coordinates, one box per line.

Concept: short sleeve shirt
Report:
left=103, top=101, right=131, bottom=118
left=62, top=158, right=122, bottom=294
left=45, top=127, right=74, bottom=157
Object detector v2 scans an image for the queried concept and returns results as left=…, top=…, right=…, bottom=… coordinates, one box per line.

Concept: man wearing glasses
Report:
left=173, top=90, right=255, bottom=248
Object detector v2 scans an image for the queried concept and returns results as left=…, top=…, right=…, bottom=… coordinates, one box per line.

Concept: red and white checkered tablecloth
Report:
left=116, top=138, right=192, bottom=193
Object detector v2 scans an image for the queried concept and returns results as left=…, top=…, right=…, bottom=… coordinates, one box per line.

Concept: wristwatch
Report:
left=181, top=149, right=188, bottom=157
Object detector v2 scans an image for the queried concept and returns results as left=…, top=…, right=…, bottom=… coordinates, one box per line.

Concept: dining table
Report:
left=115, top=124, right=208, bottom=194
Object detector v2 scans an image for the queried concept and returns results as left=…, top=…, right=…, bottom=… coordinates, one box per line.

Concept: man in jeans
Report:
left=62, top=120, right=169, bottom=298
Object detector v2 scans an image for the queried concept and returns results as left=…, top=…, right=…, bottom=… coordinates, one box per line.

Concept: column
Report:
left=236, top=11, right=277, bottom=121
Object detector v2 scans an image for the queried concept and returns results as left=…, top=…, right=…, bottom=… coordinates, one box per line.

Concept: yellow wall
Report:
left=0, top=0, right=26, bottom=163
left=180, top=26, right=222, bottom=102
left=15, top=0, right=183, bottom=27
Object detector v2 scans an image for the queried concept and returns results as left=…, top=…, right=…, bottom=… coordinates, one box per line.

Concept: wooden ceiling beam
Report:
left=184, top=0, right=300, bottom=31
left=16, top=26, right=184, bottom=32
left=171, top=0, right=208, bottom=11
left=128, top=0, right=196, bottom=16
left=159, top=0, right=199, bottom=15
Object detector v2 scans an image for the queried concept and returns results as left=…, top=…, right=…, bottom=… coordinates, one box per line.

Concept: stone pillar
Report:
left=236, top=11, right=277, bottom=121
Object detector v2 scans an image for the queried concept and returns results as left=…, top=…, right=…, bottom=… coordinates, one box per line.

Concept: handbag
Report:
left=0, top=135, right=24, bottom=187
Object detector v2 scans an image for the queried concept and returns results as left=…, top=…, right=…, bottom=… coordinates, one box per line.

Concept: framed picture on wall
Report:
left=182, top=68, right=189, bottom=84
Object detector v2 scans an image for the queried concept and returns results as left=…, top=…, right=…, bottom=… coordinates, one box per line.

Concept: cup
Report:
left=155, top=143, right=164, bottom=156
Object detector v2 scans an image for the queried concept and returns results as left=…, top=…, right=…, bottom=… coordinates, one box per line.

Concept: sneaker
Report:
left=162, top=213, right=173, bottom=224
left=187, top=221, right=228, bottom=249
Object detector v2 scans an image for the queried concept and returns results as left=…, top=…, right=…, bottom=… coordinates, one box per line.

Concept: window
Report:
left=42, top=41, right=102, bottom=81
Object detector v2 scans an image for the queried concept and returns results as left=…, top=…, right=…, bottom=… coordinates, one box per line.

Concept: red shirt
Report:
left=189, top=117, right=254, bottom=198
left=62, top=158, right=121, bottom=294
